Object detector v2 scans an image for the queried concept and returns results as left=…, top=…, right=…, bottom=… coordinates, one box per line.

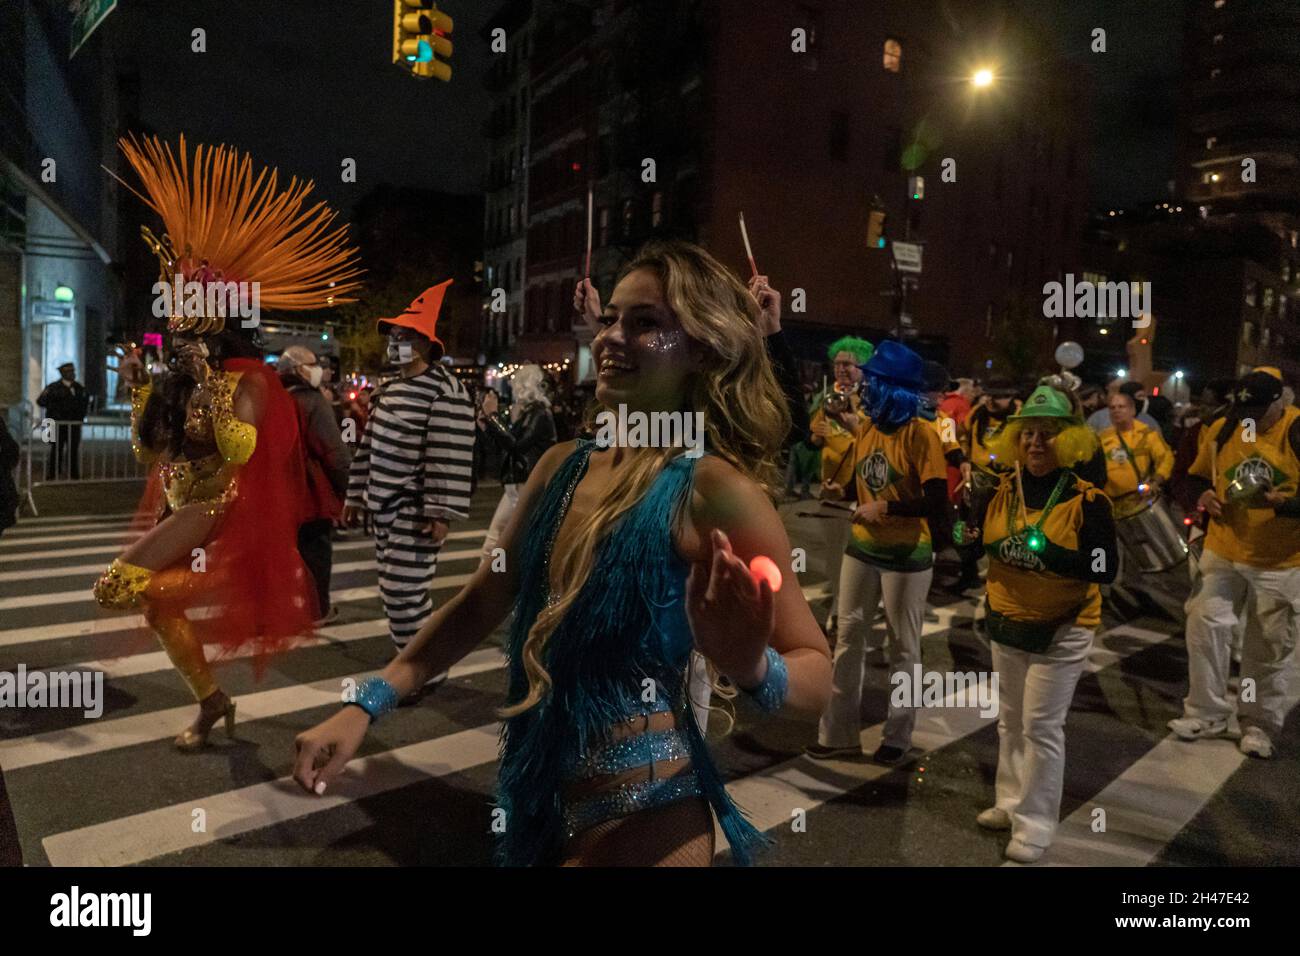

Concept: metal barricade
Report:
left=18, top=405, right=148, bottom=516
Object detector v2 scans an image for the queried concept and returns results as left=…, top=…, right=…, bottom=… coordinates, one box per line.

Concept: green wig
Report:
left=827, top=336, right=874, bottom=366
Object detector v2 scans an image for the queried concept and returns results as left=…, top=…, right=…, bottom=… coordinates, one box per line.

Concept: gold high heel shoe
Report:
left=174, top=697, right=237, bottom=752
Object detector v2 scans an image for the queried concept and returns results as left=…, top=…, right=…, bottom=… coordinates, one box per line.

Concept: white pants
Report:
left=992, top=625, right=1094, bottom=848
left=1182, top=550, right=1300, bottom=739
left=819, top=557, right=932, bottom=750
left=821, top=515, right=853, bottom=627
left=481, top=483, right=520, bottom=558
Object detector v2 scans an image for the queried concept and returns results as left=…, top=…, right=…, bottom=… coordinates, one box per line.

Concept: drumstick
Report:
left=1014, top=462, right=1027, bottom=525
left=739, top=212, right=758, bottom=277
left=584, top=184, right=594, bottom=279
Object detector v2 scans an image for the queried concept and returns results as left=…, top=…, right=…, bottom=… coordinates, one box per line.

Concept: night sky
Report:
left=106, top=0, right=496, bottom=213
left=104, top=0, right=1184, bottom=214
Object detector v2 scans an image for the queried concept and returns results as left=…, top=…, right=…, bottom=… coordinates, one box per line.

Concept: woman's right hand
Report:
left=811, top=418, right=829, bottom=439
left=574, top=278, right=601, bottom=331
left=293, top=705, right=370, bottom=795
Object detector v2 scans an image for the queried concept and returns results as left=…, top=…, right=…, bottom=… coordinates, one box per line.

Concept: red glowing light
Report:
left=571, top=162, right=582, bottom=172
left=748, top=555, right=782, bottom=592
left=349, top=391, right=357, bottom=400
left=1184, top=517, right=1194, bottom=526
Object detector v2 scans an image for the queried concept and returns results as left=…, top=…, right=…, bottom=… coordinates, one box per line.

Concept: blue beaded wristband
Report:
left=349, top=676, right=400, bottom=723
left=742, top=646, right=788, bottom=713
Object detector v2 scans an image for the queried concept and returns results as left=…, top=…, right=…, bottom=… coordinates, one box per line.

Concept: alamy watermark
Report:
left=1042, top=274, right=1151, bottom=327
left=0, top=664, right=103, bottom=719
left=594, top=403, right=705, bottom=459
left=890, top=665, right=999, bottom=719
left=152, top=273, right=261, bottom=328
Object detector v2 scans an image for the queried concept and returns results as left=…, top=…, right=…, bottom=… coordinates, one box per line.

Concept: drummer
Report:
left=955, top=378, right=1020, bottom=592
left=1169, top=369, right=1300, bottom=760
left=1099, top=389, right=1174, bottom=519
left=808, top=341, right=949, bottom=766
left=809, top=336, right=874, bottom=640
left=958, top=385, right=1117, bottom=863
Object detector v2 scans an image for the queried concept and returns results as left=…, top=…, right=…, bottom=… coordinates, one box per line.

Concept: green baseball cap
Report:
left=1009, top=385, right=1080, bottom=424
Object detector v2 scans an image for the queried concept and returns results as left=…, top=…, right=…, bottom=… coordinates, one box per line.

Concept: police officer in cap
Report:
left=37, top=362, right=90, bottom=479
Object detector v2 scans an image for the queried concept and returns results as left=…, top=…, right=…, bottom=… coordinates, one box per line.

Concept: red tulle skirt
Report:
left=130, top=358, right=317, bottom=667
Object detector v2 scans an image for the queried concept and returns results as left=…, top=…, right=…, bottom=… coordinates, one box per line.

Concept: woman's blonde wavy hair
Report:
left=499, top=239, right=791, bottom=719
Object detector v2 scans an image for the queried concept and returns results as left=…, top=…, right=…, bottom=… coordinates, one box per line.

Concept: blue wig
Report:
left=864, top=373, right=922, bottom=432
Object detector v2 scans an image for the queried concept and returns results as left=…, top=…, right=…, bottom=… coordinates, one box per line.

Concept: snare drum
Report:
left=1115, top=497, right=1189, bottom=573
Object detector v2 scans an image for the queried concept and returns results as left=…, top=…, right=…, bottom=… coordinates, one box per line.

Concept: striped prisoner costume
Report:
left=346, top=365, right=475, bottom=648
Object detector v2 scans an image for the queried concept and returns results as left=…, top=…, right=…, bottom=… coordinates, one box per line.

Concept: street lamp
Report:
left=972, top=68, right=994, bottom=89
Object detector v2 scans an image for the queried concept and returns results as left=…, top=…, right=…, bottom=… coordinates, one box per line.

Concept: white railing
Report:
left=17, top=403, right=148, bottom=515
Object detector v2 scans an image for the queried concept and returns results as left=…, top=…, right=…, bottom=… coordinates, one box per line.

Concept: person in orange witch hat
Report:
left=342, top=281, right=476, bottom=698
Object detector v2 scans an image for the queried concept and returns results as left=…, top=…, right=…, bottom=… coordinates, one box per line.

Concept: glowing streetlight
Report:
left=972, top=69, right=994, bottom=88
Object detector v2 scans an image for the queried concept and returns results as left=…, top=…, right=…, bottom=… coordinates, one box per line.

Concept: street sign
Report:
left=892, top=241, right=923, bottom=274
left=70, top=0, right=117, bottom=59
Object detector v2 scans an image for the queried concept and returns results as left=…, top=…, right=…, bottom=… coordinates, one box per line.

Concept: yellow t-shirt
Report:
left=846, top=416, right=947, bottom=571
left=983, top=473, right=1105, bottom=629
left=1099, top=421, right=1174, bottom=517
left=811, top=389, right=863, bottom=486
left=1189, top=405, right=1300, bottom=568
left=963, top=408, right=1017, bottom=474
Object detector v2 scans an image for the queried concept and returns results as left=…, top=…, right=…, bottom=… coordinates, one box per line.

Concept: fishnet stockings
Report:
left=559, top=797, right=715, bottom=867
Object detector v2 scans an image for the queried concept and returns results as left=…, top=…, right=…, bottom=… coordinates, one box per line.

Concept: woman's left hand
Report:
left=687, top=528, right=775, bottom=687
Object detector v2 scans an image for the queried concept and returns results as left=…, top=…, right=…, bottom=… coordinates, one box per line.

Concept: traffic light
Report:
left=867, top=209, right=888, bottom=249
left=392, top=0, right=453, bottom=82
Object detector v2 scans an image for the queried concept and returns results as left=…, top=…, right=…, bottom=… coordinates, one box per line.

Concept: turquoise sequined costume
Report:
left=495, top=438, right=768, bottom=866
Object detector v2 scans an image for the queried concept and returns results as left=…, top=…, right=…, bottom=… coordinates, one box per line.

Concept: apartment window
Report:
left=1212, top=33, right=1224, bottom=44
left=622, top=199, right=634, bottom=238
left=1263, top=287, right=1276, bottom=313
left=651, top=191, right=664, bottom=228
left=883, top=38, right=902, bottom=73
left=1210, top=67, right=1221, bottom=79
left=1206, top=135, right=1217, bottom=149
left=1214, top=0, right=1226, bottom=7
left=1245, top=281, right=1258, bottom=307
left=508, top=206, right=517, bottom=234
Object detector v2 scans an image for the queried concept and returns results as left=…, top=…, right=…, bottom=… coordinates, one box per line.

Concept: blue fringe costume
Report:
left=495, top=438, right=769, bottom=866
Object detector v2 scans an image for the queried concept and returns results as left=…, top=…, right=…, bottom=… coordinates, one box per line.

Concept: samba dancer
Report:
left=295, top=241, right=831, bottom=866
left=95, top=134, right=362, bottom=749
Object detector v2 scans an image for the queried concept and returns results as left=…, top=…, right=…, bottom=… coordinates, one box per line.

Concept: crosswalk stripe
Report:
left=0, top=524, right=490, bottom=552
left=718, top=624, right=1175, bottom=855
left=41, top=723, right=503, bottom=867
left=70, top=618, right=396, bottom=681
left=1038, top=659, right=1300, bottom=867
left=12, top=513, right=138, bottom=526
left=0, top=546, right=488, bottom=584
left=0, top=645, right=508, bottom=771
left=0, top=535, right=381, bottom=566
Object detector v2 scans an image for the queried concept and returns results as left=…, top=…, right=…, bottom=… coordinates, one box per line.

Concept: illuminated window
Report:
left=883, top=39, right=902, bottom=73
left=1214, top=0, right=1226, bottom=7
left=1206, top=135, right=1217, bottom=149
left=1210, top=67, right=1221, bottom=79
left=1212, top=33, right=1224, bottom=44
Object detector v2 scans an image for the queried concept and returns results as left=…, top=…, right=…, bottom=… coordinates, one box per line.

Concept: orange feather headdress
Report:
left=113, top=133, right=364, bottom=334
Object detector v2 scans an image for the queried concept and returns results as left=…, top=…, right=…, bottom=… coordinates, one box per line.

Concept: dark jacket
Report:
left=36, top=379, right=90, bottom=422
left=0, top=418, right=19, bottom=534
left=283, top=377, right=352, bottom=521
left=480, top=401, right=557, bottom=486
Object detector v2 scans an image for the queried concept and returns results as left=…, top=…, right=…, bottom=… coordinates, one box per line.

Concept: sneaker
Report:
left=1004, top=838, right=1046, bottom=863
left=872, top=743, right=908, bottom=766
left=805, top=743, right=862, bottom=761
left=1167, top=716, right=1230, bottom=741
left=976, top=807, right=1012, bottom=831
left=1239, top=727, right=1274, bottom=759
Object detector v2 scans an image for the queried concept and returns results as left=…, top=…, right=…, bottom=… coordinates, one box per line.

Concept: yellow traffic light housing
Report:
left=866, top=209, right=887, bottom=249
left=392, top=0, right=454, bottom=82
